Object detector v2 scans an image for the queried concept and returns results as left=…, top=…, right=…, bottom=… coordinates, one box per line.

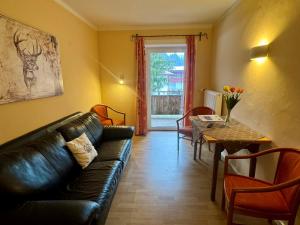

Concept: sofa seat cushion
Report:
left=95, top=139, right=131, bottom=165
left=58, top=160, right=122, bottom=206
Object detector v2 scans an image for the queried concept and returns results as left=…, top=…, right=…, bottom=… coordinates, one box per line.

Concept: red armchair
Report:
left=91, top=104, right=126, bottom=125
left=176, top=106, right=214, bottom=159
left=222, top=148, right=300, bottom=225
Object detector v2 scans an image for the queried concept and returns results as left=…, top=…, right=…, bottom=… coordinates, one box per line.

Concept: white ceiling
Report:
left=55, top=0, right=238, bottom=30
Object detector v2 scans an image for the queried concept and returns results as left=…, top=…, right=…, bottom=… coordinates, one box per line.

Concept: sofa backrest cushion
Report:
left=28, top=132, right=80, bottom=183
left=58, top=113, right=104, bottom=148
left=0, top=132, right=80, bottom=201
left=0, top=146, right=61, bottom=201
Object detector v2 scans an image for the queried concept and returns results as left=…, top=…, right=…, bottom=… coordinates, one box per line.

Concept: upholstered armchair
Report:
left=222, top=148, right=300, bottom=225
left=176, top=106, right=214, bottom=159
left=91, top=104, right=126, bottom=126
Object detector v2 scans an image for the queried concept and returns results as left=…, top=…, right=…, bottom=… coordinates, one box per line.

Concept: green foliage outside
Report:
left=168, top=53, right=184, bottom=66
left=150, top=53, right=175, bottom=93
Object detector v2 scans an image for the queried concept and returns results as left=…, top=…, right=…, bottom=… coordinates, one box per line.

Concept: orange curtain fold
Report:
left=183, top=36, right=196, bottom=126
left=135, top=37, right=148, bottom=136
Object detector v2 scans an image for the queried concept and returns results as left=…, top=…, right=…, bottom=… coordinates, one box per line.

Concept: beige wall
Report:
left=211, top=0, right=300, bottom=221
left=211, top=0, right=300, bottom=177
left=98, top=28, right=212, bottom=126
left=0, top=0, right=101, bottom=143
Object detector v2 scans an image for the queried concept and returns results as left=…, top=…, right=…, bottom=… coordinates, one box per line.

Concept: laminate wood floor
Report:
left=105, top=131, right=278, bottom=225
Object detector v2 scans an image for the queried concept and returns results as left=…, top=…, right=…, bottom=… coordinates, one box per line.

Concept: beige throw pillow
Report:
left=66, top=133, right=98, bottom=169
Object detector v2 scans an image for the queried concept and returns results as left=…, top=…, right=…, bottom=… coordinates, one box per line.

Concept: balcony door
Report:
left=146, top=44, right=186, bottom=130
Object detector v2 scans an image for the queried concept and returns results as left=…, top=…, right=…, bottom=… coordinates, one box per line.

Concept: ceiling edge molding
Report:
left=98, top=24, right=213, bottom=31
left=53, top=0, right=98, bottom=30
left=214, top=0, right=241, bottom=25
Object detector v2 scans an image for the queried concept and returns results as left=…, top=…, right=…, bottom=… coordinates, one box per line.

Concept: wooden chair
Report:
left=222, top=148, right=300, bottom=225
left=176, top=106, right=214, bottom=159
left=91, top=104, right=126, bottom=125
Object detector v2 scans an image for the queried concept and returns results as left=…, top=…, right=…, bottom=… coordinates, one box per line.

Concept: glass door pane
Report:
left=147, top=49, right=186, bottom=130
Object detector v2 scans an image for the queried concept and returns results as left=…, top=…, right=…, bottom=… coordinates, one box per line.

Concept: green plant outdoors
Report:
left=150, top=53, right=175, bottom=93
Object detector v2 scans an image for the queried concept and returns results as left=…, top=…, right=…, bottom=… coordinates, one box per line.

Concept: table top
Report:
left=190, top=116, right=271, bottom=144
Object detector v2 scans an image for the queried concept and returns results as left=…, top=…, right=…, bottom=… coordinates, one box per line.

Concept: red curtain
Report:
left=135, top=37, right=148, bottom=135
left=183, top=36, right=196, bottom=126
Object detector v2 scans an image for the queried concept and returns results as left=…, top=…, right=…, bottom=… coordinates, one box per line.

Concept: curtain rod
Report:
left=131, top=32, right=208, bottom=41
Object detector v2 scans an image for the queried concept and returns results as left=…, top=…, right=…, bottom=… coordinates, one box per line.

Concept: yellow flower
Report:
left=223, top=85, right=230, bottom=92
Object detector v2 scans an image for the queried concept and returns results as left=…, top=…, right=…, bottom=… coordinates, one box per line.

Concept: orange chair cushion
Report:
left=101, top=119, right=125, bottom=126
left=113, top=119, right=125, bottom=125
left=178, top=126, right=193, bottom=137
left=101, top=119, right=113, bottom=125
left=225, top=174, right=290, bottom=213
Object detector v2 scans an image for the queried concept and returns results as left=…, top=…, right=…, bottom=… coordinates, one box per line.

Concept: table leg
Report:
left=249, top=157, right=257, bottom=178
left=248, top=144, right=259, bottom=177
left=193, top=141, right=198, bottom=160
left=199, top=136, right=203, bottom=160
left=211, top=143, right=223, bottom=201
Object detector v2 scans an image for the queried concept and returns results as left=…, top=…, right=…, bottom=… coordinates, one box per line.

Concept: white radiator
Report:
left=204, top=89, right=223, bottom=115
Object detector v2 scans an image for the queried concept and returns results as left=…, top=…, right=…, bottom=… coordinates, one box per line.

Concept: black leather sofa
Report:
left=0, top=112, right=134, bottom=225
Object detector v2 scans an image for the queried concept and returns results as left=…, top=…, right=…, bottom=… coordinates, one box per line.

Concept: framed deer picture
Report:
left=0, top=14, right=63, bottom=105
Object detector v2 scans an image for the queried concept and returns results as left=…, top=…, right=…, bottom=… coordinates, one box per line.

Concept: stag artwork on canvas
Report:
left=13, top=31, right=42, bottom=94
left=0, top=15, right=63, bottom=104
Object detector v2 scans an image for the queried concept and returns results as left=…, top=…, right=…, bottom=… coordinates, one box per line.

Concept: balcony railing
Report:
left=152, top=90, right=183, bottom=96
left=151, top=91, right=183, bottom=115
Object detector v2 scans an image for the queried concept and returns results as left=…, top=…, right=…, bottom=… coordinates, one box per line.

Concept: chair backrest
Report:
left=91, top=105, right=108, bottom=121
left=184, top=106, right=214, bottom=126
left=274, top=148, right=300, bottom=211
left=190, top=106, right=215, bottom=116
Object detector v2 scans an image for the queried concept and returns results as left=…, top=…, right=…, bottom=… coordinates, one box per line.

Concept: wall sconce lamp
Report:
left=119, top=74, right=125, bottom=84
left=250, top=44, right=269, bottom=63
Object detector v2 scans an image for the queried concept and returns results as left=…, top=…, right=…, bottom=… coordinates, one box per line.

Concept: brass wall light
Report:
left=250, top=44, right=269, bottom=63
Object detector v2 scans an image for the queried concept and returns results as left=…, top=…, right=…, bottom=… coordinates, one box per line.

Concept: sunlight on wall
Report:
left=243, top=0, right=298, bottom=74
left=246, top=0, right=298, bottom=47
left=258, top=39, right=268, bottom=46
left=252, top=57, right=267, bottom=64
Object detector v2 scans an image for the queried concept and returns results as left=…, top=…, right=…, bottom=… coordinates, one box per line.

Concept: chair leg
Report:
left=226, top=204, right=234, bottom=225
left=177, top=133, right=180, bottom=152
left=193, top=142, right=198, bottom=160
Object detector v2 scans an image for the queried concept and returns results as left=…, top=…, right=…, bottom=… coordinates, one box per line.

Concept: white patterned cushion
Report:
left=66, top=133, right=98, bottom=169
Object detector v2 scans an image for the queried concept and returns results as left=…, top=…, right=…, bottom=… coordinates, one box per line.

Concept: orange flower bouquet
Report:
left=223, top=86, right=244, bottom=124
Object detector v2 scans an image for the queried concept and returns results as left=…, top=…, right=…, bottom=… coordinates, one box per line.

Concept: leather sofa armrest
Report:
left=1, top=200, right=99, bottom=225
left=102, top=126, right=134, bottom=141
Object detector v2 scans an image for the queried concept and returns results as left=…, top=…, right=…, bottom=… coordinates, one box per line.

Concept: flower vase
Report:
left=224, top=109, right=231, bottom=126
